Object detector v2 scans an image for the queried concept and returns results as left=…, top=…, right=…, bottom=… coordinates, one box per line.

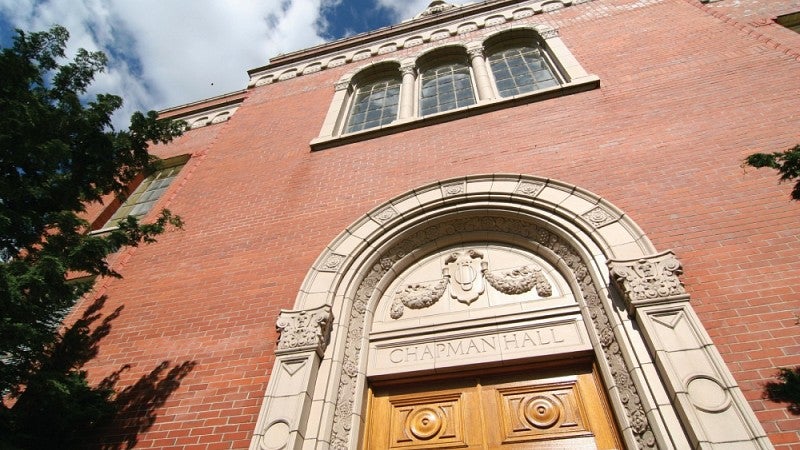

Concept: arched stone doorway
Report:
left=250, top=175, right=771, bottom=450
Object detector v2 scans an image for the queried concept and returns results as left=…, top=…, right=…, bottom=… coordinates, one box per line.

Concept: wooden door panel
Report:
left=485, top=380, right=594, bottom=447
left=367, top=386, right=484, bottom=449
left=365, top=365, right=620, bottom=450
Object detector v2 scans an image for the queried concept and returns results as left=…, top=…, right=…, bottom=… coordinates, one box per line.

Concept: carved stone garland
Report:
left=389, top=249, right=553, bottom=319
left=329, top=216, right=656, bottom=449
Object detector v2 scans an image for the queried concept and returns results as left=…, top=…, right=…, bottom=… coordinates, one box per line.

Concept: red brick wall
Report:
left=77, top=0, right=800, bottom=447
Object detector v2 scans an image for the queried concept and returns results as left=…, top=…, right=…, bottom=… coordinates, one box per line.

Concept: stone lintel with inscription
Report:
left=368, top=317, right=590, bottom=377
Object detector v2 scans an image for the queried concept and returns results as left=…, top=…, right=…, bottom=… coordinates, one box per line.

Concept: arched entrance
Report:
left=250, top=175, right=771, bottom=450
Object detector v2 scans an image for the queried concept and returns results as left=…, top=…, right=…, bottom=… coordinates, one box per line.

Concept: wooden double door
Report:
left=363, top=364, right=621, bottom=450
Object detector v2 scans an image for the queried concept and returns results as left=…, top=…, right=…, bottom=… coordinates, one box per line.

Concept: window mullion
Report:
left=467, top=44, right=496, bottom=102
left=399, top=63, right=417, bottom=120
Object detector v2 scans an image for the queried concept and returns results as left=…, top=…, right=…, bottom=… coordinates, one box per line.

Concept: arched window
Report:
left=419, top=59, right=475, bottom=116
left=344, top=74, right=401, bottom=134
left=487, top=37, right=558, bottom=98
left=312, top=26, right=599, bottom=150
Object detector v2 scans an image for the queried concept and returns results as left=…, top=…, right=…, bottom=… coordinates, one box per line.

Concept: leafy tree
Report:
left=0, top=25, right=184, bottom=446
left=744, top=146, right=800, bottom=415
left=763, top=367, right=800, bottom=415
left=745, top=145, right=800, bottom=200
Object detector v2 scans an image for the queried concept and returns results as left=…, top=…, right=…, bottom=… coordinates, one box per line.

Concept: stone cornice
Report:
left=248, top=0, right=593, bottom=88
left=158, top=90, right=246, bottom=129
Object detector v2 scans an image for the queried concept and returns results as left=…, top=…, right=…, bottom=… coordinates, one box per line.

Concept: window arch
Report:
left=485, top=31, right=559, bottom=98
left=417, top=48, right=475, bottom=115
left=342, top=63, right=402, bottom=134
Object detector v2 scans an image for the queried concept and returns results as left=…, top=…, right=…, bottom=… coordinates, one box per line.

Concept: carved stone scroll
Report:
left=275, top=305, right=333, bottom=356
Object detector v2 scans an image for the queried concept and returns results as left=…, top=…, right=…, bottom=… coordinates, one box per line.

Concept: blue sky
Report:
left=0, top=0, right=434, bottom=125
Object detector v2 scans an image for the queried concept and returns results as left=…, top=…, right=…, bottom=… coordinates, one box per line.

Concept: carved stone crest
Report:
left=388, top=249, right=553, bottom=319
left=446, top=250, right=486, bottom=305
left=275, top=305, right=333, bottom=356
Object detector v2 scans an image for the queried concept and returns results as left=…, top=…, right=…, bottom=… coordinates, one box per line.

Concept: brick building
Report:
left=79, top=0, right=800, bottom=448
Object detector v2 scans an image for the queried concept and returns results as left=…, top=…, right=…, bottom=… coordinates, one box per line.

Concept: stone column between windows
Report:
left=467, top=43, right=495, bottom=102
left=399, top=62, right=416, bottom=120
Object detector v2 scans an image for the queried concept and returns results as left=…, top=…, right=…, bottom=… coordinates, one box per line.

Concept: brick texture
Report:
left=72, top=0, right=800, bottom=448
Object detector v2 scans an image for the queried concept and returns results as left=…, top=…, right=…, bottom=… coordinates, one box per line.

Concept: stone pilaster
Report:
left=609, top=252, right=772, bottom=449
left=250, top=305, right=334, bottom=450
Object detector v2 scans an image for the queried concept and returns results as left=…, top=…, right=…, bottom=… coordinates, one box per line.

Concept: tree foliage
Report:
left=0, top=25, right=184, bottom=446
left=744, top=146, right=800, bottom=415
left=744, top=145, right=800, bottom=201
left=763, top=367, right=800, bottom=415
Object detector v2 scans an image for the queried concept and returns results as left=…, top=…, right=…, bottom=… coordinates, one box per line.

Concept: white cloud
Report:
left=0, top=0, right=329, bottom=126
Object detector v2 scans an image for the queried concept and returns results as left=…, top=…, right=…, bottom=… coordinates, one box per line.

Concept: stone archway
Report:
left=250, top=174, right=771, bottom=450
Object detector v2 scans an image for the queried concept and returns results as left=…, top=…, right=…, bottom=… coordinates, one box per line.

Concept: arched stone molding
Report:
left=250, top=174, right=772, bottom=450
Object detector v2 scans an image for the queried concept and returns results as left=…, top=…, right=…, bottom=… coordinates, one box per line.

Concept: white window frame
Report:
left=93, top=154, right=190, bottom=233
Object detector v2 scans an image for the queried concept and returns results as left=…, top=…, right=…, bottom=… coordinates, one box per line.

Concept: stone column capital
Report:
left=334, top=79, right=351, bottom=91
left=276, top=305, right=334, bottom=356
left=400, top=63, right=416, bottom=77
left=608, top=251, right=688, bottom=312
left=466, top=44, right=485, bottom=59
left=533, top=24, right=559, bottom=39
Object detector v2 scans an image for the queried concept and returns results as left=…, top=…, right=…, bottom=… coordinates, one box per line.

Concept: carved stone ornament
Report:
left=515, top=181, right=544, bottom=197
left=390, top=279, right=448, bottom=319
left=467, top=46, right=485, bottom=59
left=581, top=206, right=614, bottom=228
left=537, top=28, right=559, bottom=39
left=374, top=207, right=397, bottom=223
left=485, top=15, right=507, bottom=27
left=400, top=64, right=416, bottom=77
left=249, top=1, right=581, bottom=89
left=321, top=253, right=346, bottom=272
left=389, top=248, right=553, bottom=316
left=334, top=80, right=351, bottom=91
left=485, top=265, right=552, bottom=296
left=418, top=0, right=457, bottom=18
left=404, top=37, right=424, bottom=48
left=378, top=43, right=397, bottom=54
left=442, top=183, right=464, bottom=196
left=255, top=76, right=273, bottom=87
left=330, top=217, right=656, bottom=449
left=608, top=251, right=687, bottom=311
left=275, top=305, right=333, bottom=356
